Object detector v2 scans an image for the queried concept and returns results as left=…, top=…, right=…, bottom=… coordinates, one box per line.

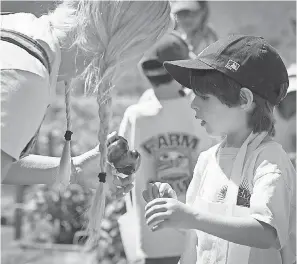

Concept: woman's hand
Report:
left=144, top=197, right=197, bottom=232
left=72, top=131, right=136, bottom=198
left=72, top=145, right=101, bottom=189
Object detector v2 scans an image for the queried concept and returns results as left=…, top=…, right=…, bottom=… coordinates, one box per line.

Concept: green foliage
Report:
left=24, top=184, right=92, bottom=244
left=24, top=83, right=139, bottom=263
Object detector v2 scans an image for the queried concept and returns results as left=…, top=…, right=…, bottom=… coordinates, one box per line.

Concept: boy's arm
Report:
left=193, top=148, right=294, bottom=249
left=189, top=209, right=278, bottom=249
left=147, top=148, right=294, bottom=250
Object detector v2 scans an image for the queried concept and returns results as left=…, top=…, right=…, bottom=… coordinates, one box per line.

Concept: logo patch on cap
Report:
left=225, top=60, right=240, bottom=72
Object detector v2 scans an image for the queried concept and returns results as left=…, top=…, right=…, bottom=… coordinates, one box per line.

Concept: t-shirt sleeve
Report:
left=1, top=69, right=49, bottom=160
left=249, top=146, right=296, bottom=249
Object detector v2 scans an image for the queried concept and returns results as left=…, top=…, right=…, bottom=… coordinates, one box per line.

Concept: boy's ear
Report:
left=240, top=87, right=254, bottom=110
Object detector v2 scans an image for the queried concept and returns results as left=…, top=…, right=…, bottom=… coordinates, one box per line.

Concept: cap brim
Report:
left=164, top=59, right=213, bottom=89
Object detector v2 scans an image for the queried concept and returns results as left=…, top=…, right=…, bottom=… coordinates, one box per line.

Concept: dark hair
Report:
left=147, top=74, right=174, bottom=87
left=142, top=32, right=190, bottom=87
left=277, top=91, right=296, bottom=120
left=189, top=70, right=289, bottom=136
left=142, top=60, right=174, bottom=86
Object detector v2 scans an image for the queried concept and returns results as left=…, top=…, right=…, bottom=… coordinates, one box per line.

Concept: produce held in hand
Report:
left=107, top=132, right=141, bottom=175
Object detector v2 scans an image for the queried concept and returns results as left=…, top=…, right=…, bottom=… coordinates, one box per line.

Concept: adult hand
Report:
left=72, top=131, right=135, bottom=198
left=144, top=197, right=197, bottom=232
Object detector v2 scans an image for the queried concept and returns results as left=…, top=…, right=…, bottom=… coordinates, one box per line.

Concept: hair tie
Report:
left=64, top=130, right=73, bottom=141
left=98, top=172, right=106, bottom=183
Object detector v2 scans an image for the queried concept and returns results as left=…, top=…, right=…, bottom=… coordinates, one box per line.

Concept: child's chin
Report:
left=209, top=134, right=224, bottom=141
left=205, top=129, right=224, bottom=140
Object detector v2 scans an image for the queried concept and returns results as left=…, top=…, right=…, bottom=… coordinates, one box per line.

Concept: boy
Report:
left=118, top=32, right=214, bottom=264
left=144, top=35, right=296, bottom=264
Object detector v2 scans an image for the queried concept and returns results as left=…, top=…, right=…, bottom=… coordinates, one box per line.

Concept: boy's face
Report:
left=190, top=92, right=243, bottom=137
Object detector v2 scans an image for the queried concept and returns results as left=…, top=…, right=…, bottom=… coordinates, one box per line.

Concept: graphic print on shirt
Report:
left=215, top=178, right=251, bottom=208
left=142, top=132, right=199, bottom=196
left=236, top=177, right=251, bottom=207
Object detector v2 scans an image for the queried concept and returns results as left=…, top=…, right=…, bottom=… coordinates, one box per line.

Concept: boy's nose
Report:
left=191, top=101, right=199, bottom=110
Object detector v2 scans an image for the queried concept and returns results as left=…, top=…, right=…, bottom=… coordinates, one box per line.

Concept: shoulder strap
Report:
left=0, top=21, right=51, bottom=74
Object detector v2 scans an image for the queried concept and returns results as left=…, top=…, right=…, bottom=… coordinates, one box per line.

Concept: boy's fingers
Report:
left=146, top=212, right=169, bottom=227
left=152, top=220, right=166, bottom=232
left=145, top=204, right=167, bottom=220
left=145, top=198, right=168, bottom=211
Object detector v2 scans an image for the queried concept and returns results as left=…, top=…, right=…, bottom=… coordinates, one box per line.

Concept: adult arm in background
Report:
left=1, top=70, right=134, bottom=193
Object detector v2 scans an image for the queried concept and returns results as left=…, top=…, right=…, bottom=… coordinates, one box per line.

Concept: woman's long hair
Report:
left=49, top=0, right=171, bottom=246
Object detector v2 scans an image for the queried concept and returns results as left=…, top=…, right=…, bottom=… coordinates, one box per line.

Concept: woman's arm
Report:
left=1, top=150, right=15, bottom=182
left=2, top=152, right=59, bottom=185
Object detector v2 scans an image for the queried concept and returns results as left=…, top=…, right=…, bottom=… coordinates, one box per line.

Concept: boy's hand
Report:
left=142, top=182, right=177, bottom=203
left=144, top=197, right=197, bottom=231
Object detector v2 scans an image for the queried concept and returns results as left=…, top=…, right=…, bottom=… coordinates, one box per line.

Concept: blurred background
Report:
left=1, top=1, right=296, bottom=264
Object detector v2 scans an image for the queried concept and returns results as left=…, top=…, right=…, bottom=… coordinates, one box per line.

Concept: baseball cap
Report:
left=164, top=35, right=289, bottom=105
left=171, top=1, right=200, bottom=14
left=141, top=31, right=191, bottom=79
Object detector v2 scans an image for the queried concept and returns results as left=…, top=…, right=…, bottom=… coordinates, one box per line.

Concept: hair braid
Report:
left=49, top=0, right=172, bottom=246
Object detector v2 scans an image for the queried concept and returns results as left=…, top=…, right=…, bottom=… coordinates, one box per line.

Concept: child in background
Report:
left=144, top=35, right=296, bottom=264
left=171, top=1, right=218, bottom=55
left=118, top=32, right=214, bottom=264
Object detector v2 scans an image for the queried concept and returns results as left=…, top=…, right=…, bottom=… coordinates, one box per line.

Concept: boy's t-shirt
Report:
left=186, top=139, right=296, bottom=264
left=1, top=13, right=61, bottom=160
left=119, top=93, right=215, bottom=258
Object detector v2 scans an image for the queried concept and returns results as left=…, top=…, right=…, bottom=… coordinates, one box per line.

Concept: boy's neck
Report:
left=224, top=128, right=253, bottom=148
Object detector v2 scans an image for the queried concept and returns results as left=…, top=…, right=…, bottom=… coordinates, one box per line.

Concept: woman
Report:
left=1, top=0, right=172, bottom=240
left=1, top=0, right=171, bottom=186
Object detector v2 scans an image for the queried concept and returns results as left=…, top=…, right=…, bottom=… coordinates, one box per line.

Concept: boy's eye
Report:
left=198, top=94, right=209, bottom=100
